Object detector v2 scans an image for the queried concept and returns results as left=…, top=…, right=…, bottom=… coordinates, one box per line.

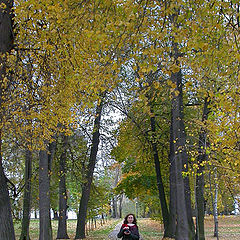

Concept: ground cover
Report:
left=14, top=215, right=240, bottom=239
left=14, top=218, right=120, bottom=240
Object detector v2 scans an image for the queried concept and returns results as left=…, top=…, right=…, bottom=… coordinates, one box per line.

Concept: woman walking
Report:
left=117, top=213, right=140, bottom=240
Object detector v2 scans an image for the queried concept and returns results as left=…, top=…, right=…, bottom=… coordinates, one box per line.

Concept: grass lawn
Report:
left=138, top=218, right=164, bottom=240
left=14, top=218, right=121, bottom=240
left=204, top=215, right=240, bottom=240
left=14, top=215, right=240, bottom=239
left=138, top=215, right=240, bottom=240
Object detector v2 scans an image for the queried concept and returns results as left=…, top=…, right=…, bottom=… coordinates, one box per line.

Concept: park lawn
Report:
left=14, top=215, right=240, bottom=239
left=14, top=218, right=120, bottom=240
left=138, top=215, right=240, bottom=240
left=85, top=219, right=121, bottom=240
left=205, top=215, right=240, bottom=240
left=137, top=218, right=164, bottom=240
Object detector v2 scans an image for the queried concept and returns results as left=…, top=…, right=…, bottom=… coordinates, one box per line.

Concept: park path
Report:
left=108, top=222, right=144, bottom=240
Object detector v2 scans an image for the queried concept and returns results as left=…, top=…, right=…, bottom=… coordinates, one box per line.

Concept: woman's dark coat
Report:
left=117, top=224, right=140, bottom=240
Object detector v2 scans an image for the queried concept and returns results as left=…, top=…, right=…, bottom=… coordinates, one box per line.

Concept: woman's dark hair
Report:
left=123, top=213, right=137, bottom=225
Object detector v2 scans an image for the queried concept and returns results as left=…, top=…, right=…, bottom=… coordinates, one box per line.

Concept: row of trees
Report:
left=0, top=0, right=240, bottom=240
left=111, top=1, right=240, bottom=240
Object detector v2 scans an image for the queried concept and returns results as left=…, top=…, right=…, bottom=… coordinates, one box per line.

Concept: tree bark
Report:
left=53, top=209, right=59, bottom=220
left=119, top=194, right=123, bottom=218
left=57, top=135, right=70, bottom=239
left=167, top=110, right=177, bottom=238
left=0, top=0, right=15, bottom=239
left=144, top=76, right=171, bottom=237
left=112, top=197, right=118, bottom=218
left=209, top=169, right=219, bottom=240
left=0, top=139, right=16, bottom=240
left=75, top=97, right=104, bottom=239
left=112, top=166, right=120, bottom=218
left=20, top=149, right=33, bottom=240
left=195, top=97, right=210, bottom=240
left=213, top=175, right=218, bottom=239
left=149, top=108, right=170, bottom=236
left=171, top=59, right=193, bottom=239
left=39, top=141, right=56, bottom=240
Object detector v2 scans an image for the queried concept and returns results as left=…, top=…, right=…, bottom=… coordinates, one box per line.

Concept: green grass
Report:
left=14, top=218, right=121, bottom=240
left=87, top=219, right=121, bottom=239
left=14, top=216, right=240, bottom=239
left=137, top=218, right=164, bottom=240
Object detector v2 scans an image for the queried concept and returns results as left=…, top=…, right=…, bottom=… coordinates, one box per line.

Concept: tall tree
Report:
left=144, top=75, right=170, bottom=236
left=75, top=96, right=104, bottom=239
left=0, top=0, right=16, bottom=239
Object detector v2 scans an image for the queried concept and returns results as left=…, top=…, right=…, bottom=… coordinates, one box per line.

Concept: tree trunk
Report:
left=167, top=111, right=177, bottom=238
left=119, top=194, right=123, bottom=218
left=20, top=149, right=33, bottom=240
left=0, top=141, right=16, bottom=240
left=0, top=1, right=15, bottom=239
left=57, top=135, right=70, bottom=239
left=171, top=56, right=193, bottom=239
left=102, top=213, right=105, bottom=224
left=53, top=209, right=59, bottom=220
left=209, top=169, right=219, bottom=239
left=195, top=97, right=210, bottom=240
left=213, top=177, right=218, bottom=239
left=149, top=108, right=170, bottom=236
left=75, top=98, right=104, bottom=239
left=112, top=197, right=117, bottom=218
left=112, top=166, right=120, bottom=218
left=39, top=141, right=56, bottom=240
left=175, top=71, right=195, bottom=238
left=34, top=209, right=37, bottom=219
left=144, top=80, right=171, bottom=236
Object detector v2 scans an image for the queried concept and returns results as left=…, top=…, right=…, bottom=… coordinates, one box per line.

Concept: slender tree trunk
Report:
left=75, top=98, right=104, bottom=239
left=112, top=167, right=120, bottom=218
left=144, top=82, right=171, bottom=236
left=213, top=177, right=218, bottom=239
left=53, top=210, right=59, bottom=220
left=39, top=141, right=56, bottom=240
left=143, top=204, right=146, bottom=218
left=112, top=197, right=117, bottom=218
left=20, top=149, right=33, bottom=240
left=119, top=194, right=123, bottom=218
left=149, top=108, right=170, bottom=236
left=209, top=169, right=219, bottom=239
left=57, top=135, right=70, bottom=239
left=102, top=213, right=105, bottom=224
left=34, top=209, right=37, bottom=219
left=0, top=1, right=15, bottom=239
left=167, top=111, right=177, bottom=238
left=195, top=97, right=210, bottom=240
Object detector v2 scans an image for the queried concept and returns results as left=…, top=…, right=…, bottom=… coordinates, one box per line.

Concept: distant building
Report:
left=30, top=210, right=77, bottom=219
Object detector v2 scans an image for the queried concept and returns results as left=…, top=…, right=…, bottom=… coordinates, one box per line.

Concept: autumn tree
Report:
left=0, top=0, right=16, bottom=239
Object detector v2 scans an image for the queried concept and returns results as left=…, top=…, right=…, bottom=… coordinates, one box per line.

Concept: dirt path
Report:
left=108, top=222, right=122, bottom=240
left=108, top=222, right=144, bottom=240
